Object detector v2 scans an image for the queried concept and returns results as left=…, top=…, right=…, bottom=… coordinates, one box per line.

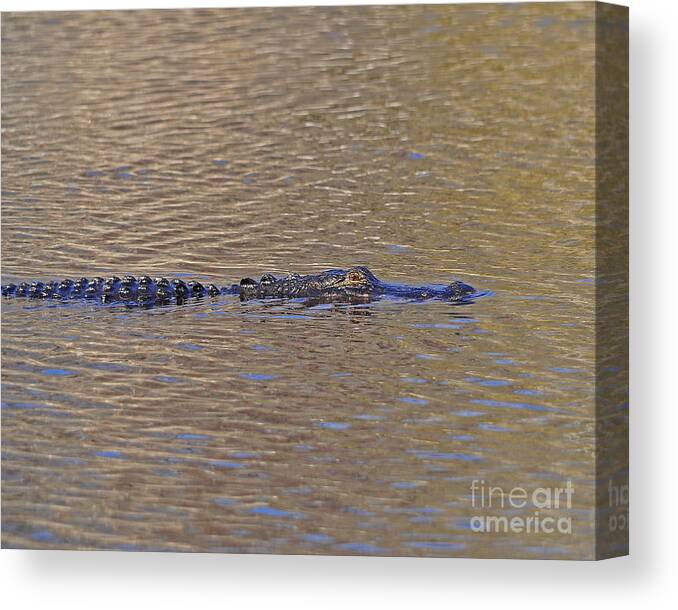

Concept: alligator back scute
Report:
left=1, top=275, right=223, bottom=306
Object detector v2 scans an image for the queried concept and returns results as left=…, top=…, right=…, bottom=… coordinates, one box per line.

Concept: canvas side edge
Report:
left=594, top=1, right=629, bottom=560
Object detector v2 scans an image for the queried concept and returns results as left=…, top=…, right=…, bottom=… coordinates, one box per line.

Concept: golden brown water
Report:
left=2, top=4, right=601, bottom=558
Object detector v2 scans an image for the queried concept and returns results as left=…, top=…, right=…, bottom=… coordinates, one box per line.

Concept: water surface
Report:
left=2, top=4, right=599, bottom=558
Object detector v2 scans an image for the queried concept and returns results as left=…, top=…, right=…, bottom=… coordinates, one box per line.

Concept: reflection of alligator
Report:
left=2, top=266, right=477, bottom=306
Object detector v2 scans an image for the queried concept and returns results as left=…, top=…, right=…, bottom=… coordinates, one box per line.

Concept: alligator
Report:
left=1, top=266, right=477, bottom=306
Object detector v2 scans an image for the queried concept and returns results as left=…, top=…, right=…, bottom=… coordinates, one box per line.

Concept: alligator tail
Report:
left=2, top=276, right=230, bottom=304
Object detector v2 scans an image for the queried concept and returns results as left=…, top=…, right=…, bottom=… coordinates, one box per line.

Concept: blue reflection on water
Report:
left=391, top=481, right=421, bottom=489
left=249, top=505, right=305, bottom=519
left=317, top=422, right=351, bottom=430
left=2, top=401, right=46, bottom=410
left=478, top=423, right=511, bottom=432
left=386, top=244, right=411, bottom=253
left=300, top=533, right=334, bottom=544
left=454, top=410, right=485, bottom=417
left=450, top=434, right=474, bottom=441
left=41, top=368, right=75, bottom=377
left=398, top=397, right=429, bottom=405
left=95, top=450, right=125, bottom=459
left=240, top=373, right=277, bottom=381
left=176, top=343, right=202, bottom=351
left=31, top=530, right=57, bottom=542
left=513, top=388, right=544, bottom=396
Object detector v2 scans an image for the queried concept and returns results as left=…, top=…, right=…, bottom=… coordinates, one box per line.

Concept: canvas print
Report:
left=1, top=2, right=628, bottom=559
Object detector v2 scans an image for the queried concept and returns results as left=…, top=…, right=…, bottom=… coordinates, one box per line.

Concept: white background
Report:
left=0, top=0, right=676, bottom=608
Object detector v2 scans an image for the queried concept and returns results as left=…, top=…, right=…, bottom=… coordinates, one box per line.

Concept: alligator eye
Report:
left=347, top=271, right=363, bottom=283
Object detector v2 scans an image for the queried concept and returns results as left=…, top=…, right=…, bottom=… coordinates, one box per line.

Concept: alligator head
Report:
left=238, top=266, right=386, bottom=302
left=236, top=266, right=477, bottom=303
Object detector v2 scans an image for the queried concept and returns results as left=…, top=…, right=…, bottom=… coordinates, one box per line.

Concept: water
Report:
left=2, top=4, right=600, bottom=558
